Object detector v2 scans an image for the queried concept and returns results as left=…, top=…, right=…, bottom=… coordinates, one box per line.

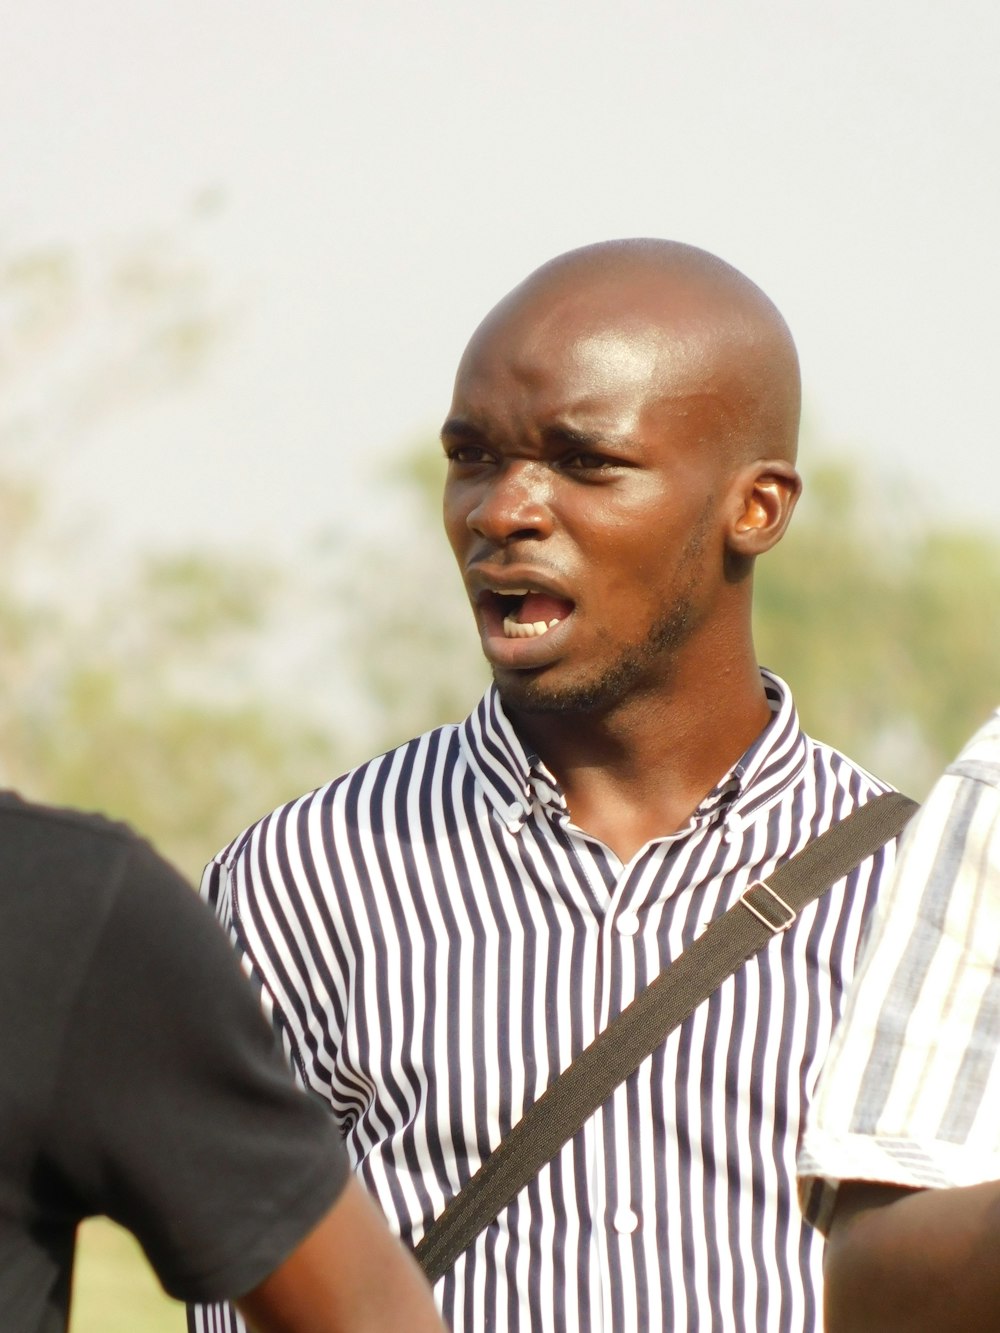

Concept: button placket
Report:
left=596, top=857, right=656, bottom=1031
left=615, top=910, right=640, bottom=937
left=612, top=1205, right=640, bottom=1235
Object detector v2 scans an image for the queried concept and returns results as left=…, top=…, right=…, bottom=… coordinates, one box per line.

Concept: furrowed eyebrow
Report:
left=543, top=424, right=623, bottom=453
left=439, top=418, right=629, bottom=456
left=545, top=425, right=600, bottom=447
left=439, top=417, right=482, bottom=443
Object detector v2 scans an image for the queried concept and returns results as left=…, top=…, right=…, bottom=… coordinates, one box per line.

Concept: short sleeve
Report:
left=45, top=835, right=350, bottom=1302
left=799, top=713, right=1000, bottom=1230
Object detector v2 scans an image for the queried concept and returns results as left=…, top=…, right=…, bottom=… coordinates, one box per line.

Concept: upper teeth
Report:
left=504, top=617, right=561, bottom=639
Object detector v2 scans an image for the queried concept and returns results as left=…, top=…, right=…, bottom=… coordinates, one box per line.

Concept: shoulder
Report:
left=758, top=670, right=896, bottom=811
left=801, top=736, right=895, bottom=801
left=0, top=791, right=173, bottom=922
left=0, top=793, right=210, bottom=992
left=888, top=709, right=1000, bottom=895
left=208, top=721, right=467, bottom=875
left=759, top=721, right=903, bottom=898
left=946, top=708, right=1000, bottom=790
left=800, top=740, right=902, bottom=866
left=0, top=789, right=137, bottom=854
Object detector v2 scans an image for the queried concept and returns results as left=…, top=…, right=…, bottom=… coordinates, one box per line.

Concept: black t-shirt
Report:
left=0, top=793, right=349, bottom=1333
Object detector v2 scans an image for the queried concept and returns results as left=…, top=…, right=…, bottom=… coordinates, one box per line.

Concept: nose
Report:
left=465, top=460, right=553, bottom=544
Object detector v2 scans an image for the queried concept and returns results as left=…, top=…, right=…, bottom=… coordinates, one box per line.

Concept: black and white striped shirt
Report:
left=190, top=670, right=897, bottom=1333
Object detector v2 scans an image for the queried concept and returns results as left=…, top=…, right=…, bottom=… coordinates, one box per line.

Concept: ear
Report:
left=727, top=460, right=802, bottom=558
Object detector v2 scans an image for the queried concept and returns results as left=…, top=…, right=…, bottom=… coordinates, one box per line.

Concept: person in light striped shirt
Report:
left=190, top=239, right=900, bottom=1333
left=798, top=708, right=1000, bottom=1331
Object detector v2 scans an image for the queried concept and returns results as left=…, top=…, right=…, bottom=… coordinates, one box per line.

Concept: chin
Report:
left=494, top=663, right=639, bottom=717
left=493, top=616, right=692, bottom=718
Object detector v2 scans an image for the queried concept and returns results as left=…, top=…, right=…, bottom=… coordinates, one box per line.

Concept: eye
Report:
left=546, top=428, right=628, bottom=476
left=559, top=449, right=626, bottom=478
left=443, top=442, right=494, bottom=466
left=563, top=451, right=610, bottom=470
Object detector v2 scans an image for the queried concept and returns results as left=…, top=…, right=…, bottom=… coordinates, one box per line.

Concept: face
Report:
left=441, top=296, right=744, bottom=719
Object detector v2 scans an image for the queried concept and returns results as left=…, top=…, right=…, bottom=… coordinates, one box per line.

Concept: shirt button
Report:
left=505, top=801, right=526, bottom=823
left=613, top=1206, right=639, bottom=1234
left=616, top=912, right=640, bottom=936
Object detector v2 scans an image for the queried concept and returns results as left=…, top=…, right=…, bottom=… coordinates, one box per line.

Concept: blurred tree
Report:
left=0, top=465, right=340, bottom=879
left=0, top=212, right=338, bottom=880
left=0, top=197, right=235, bottom=454
left=755, top=460, right=999, bottom=795
left=316, top=443, right=488, bottom=764
left=1, top=208, right=279, bottom=1331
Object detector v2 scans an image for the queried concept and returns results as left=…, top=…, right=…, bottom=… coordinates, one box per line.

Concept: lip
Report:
left=465, top=563, right=577, bottom=670
left=465, top=562, right=575, bottom=602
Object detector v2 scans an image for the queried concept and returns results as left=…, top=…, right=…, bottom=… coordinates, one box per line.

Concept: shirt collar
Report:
left=458, top=668, right=809, bottom=835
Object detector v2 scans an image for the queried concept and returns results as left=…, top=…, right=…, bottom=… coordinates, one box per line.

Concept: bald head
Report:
left=443, top=237, right=804, bottom=724
left=460, top=238, right=801, bottom=465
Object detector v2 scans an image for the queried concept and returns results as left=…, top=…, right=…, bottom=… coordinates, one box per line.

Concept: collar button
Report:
left=503, top=800, right=528, bottom=831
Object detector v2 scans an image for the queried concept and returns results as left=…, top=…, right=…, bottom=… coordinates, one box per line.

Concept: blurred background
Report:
left=2, top=2, right=998, bottom=1327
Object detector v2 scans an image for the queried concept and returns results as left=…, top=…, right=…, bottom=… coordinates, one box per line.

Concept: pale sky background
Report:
left=2, top=0, right=998, bottom=560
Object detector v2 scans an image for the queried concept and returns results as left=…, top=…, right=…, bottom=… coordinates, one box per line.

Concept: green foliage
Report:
left=316, top=445, right=489, bottom=761
left=0, top=467, right=339, bottom=879
left=0, top=216, right=330, bottom=1327
left=0, top=215, right=333, bottom=880
left=755, top=462, right=1000, bottom=795
left=0, top=214, right=234, bottom=451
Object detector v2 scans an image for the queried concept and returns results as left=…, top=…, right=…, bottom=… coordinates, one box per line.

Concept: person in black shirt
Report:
left=0, top=792, right=444, bottom=1333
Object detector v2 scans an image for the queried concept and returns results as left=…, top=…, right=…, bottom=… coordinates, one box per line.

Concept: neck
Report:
left=506, top=657, right=772, bottom=861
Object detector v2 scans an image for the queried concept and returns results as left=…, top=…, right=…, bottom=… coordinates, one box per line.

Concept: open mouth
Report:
left=483, top=588, right=575, bottom=640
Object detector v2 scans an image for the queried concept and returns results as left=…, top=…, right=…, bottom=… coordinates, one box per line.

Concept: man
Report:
left=798, top=709, right=1000, bottom=1331
left=0, top=791, right=445, bottom=1333
left=192, top=239, right=899, bottom=1332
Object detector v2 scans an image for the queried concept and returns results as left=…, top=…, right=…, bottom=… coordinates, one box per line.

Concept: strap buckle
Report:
left=740, top=881, right=797, bottom=933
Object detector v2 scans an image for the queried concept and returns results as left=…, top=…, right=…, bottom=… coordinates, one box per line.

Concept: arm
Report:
left=799, top=725, right=1000, bottom=1329
left=236, top=1177, right=445, bottom=1333
left=824, top=1179, right=1000, bottom=1333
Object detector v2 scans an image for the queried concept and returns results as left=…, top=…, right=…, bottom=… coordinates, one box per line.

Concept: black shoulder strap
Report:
left=414, top=789, right=918, bottom=1281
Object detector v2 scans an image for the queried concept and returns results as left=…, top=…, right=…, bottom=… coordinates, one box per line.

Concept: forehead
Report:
left=450, top=292, right=725, bottom=437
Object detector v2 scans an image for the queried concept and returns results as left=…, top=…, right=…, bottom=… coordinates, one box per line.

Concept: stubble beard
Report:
left=492, top=504, right=713, bottom=720
left=494, top=592, right=697, bottom=718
